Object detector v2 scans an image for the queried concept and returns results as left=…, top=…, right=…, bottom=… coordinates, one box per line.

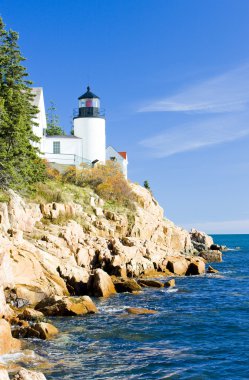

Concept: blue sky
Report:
left=1, top=0, right=249, bottom=233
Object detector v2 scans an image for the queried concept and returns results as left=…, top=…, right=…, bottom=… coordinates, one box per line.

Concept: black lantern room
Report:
left=78, top=86, right=100, bottom=117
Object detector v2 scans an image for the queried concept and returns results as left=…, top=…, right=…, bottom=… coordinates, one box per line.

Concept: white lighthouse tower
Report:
left=74, top=86, right=106, bottom=164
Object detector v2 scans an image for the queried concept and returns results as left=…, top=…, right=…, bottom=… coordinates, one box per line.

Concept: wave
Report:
left=166, top=287, right=178, bottom=293
left=0, top=350, right=36, bottom=365
left=97, top=305, right=131, bottom=314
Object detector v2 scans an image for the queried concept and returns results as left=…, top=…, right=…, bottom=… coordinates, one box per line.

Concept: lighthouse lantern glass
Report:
left=79, top=98, right=100, bottom=108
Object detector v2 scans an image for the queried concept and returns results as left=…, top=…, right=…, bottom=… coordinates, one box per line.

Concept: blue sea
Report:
left=4, top=235, right=249, bottom=379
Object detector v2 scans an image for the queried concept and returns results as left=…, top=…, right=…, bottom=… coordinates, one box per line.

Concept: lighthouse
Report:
left=73, top=86, right=106, bottom=164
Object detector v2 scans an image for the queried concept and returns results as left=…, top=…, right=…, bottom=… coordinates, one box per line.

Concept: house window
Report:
left=53, top=141, right=60, bottom=154
left=110, top=156, right=117, bottom=161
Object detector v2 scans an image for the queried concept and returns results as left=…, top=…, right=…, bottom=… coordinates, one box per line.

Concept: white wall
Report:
left=43, top=137, right=84, bottom=165
left=106, top=146, right=128, bottom=179
left=74, top=117, right=106, bottom=163
left=122, top=159, right=128, bottom=179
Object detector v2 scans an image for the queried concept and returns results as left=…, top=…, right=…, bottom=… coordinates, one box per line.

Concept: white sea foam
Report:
left=166, top=287, right=178, bottom=293
left=0, top=350, right=36, bottom=365
left=98, top=305, right=131, bottom=314
left=161, top=368, right=189, bottom=378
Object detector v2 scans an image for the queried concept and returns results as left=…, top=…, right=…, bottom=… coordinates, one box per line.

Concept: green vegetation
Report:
left=62, top=161, right=135, bottom=210
left=29, top=180, right=93, bottom=213
left=0, top=17, right=45, bottom=190
left=143, top=180, right=151, bottom=191
left=0, top=189, right=10, bottom=202
left=28, top=161, right=137, bottom=230
left=46, top=101, right=65, bottom=136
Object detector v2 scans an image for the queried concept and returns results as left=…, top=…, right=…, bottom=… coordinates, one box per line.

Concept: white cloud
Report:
left=183, top=219, right=249, bottom=234
left=138, top=64, right=249, bottom=113
left=139, top=112, right=249, bottom=157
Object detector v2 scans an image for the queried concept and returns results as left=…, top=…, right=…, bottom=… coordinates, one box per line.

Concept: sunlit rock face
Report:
left=0, top=319, right=21, bottom=355
left=13, top=368, right=47, bottom=380
left=0, top=184, right=209, bottom=305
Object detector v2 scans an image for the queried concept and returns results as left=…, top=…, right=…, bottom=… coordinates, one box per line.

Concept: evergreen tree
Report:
left=143, top=180, right=151, bottom=191
left=0, top=17, right=45, bottom=189
left=46, top=101, right=65, bottom=136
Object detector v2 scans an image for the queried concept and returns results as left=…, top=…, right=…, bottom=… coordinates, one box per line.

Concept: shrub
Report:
left=0, top=189, right=10, bottom=202
left=44, top=160, right=61, bottom=181
left=61, top=166, right=77, bottom=184
left=62, top=161, right=135, bottom=209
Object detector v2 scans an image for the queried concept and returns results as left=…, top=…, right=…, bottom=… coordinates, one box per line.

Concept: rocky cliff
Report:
left=0, top=182, right=218, bottom=378
left=0, top=184, right=211, bottom=306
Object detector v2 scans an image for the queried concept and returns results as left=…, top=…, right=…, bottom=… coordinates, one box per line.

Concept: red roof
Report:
left=118, top=151, right=127, bottom=160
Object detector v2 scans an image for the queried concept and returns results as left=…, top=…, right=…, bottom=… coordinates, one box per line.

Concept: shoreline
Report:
left=0, top=184, right=224, bottom=379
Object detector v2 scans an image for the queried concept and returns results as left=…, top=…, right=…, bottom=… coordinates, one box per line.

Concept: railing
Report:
left=44, top=153, right=92, bottom=167
left=73, top=107, right=105, bottom=118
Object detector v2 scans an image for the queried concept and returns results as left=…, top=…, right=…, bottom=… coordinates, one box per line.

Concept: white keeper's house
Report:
left=32, top=86, right=128, bottom=179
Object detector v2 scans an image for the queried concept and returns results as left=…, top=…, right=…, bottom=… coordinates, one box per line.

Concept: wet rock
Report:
left=207, top=265, right=219, bottom=274
left=114, top=279, right=142, bottom=293
left=17, top=308, right=44, bottom=321
left=32, top=322, right=58, bottom=340
left=210, top=244, right=221, bottom=251
left=164, top=279, right=175, bottom=287
left=10, top=318, right=29, bottom=328
left=13, top=368, right=47, bottom=380
left=186, top=258, right=205, bottom=276
left=0, top=319, right=21, bottom=355
left=13, top=321, right=58, bottom=340
left=210, top=244, right=227, bottom=251
left=88, top=269, right=116, bottom=297
left=35, top=295, right=98, bottom=316
left=126, top=307, right=157, bottom=315
left=199, top=250, right=222, bottom=263
left=12, top=326, right=41, bottom=339
left=137, top=279, right=164, bottom=288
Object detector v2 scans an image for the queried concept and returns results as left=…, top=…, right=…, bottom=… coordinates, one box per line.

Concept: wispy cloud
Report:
left=138, top=64, right=249, bottom=113
left=139, top=112, right=249, bottom=157
left=183, top=219, right=249, bottom=234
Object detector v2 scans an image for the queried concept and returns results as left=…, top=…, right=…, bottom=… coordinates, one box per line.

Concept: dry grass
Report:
left=62, top=161, right=135, bottom=210
left=28, top=180, right=93, bottom=213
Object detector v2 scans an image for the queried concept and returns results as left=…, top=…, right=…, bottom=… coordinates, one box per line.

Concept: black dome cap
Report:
left=78, top=86, right=100, bottom=100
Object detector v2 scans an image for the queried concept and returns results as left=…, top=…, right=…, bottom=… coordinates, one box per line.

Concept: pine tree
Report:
left=0, top=17, right=45, bottom=190
left=143, top=180, right=151, bottom=191
left=46, top=101, right=65, bottom=136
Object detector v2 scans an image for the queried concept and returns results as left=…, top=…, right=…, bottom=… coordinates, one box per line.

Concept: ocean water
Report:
left=3, top=235, right=249, bottom=379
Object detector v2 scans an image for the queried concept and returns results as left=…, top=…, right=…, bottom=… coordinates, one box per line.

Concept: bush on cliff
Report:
left=0, top=17, right=45, bottom=190
left=62, top=161, right=135, bottom=209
